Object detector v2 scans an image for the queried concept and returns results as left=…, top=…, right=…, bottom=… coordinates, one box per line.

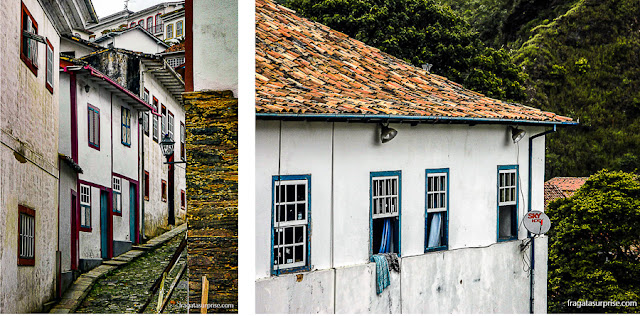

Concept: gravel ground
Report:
left=75, top=235, right=188, bottom=314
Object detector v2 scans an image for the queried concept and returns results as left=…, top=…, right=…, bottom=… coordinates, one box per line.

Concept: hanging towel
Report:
left=371, top=254, right=390, bottom=295
left=382, top=252, right=400, bottom=273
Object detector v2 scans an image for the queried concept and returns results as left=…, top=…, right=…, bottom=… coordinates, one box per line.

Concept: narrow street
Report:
left=74, top=234, right=188, bottom=314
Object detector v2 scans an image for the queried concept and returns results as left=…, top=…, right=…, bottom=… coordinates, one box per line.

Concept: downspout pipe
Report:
left=527, top=124, right=556, bottom=314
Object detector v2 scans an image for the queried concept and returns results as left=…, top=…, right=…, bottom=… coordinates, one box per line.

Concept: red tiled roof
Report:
left=544, top=183, right=566, bottom=209
left=255, top=0, right=575, bottom=124
left=546, top=177, right=587, bottom=197
left=165, top=42, right=185, bottom=53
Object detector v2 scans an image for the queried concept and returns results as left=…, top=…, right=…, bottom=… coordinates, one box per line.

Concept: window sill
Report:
left=112, top=211, right=122, bottom=217
left=20, top=54, right=38, bottom=76
left=497, top=236, right=518, bottom=242
left=18, top=257, right=35, bottom=266
left=80, top=226, right=92, bottom=232
left=425, top=246, right=448, bottom=253
left=89, top=143, right=100, bottom=151
left=46, top=82, right=53, bottom=94
left=272, top=265, right=311, bottom=276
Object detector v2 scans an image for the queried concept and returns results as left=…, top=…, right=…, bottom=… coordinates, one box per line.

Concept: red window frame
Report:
left=138, top=19, right=144, bottom=28
left=87, top=104, right=100, bottom=150
left=144, top=171, right=150, bottom=201
left=18, top=205, right=36, bottom=266
left=130, top=22, right=136, bottom=28
left=147, top=17, right=153, bottom=30
left=45, top=38, right=54, bottom=93
left=155, top=14, right=162, bottom=32
left=152, top=97, right=159, bottom=142
left=181, top=190, right=186, bottom=209
left=161, top=180, right=167, bottom=202
left=20, top=2, right=38, bottom=76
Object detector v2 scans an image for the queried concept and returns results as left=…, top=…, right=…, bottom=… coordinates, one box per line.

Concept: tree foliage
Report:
left=279, top=0, right=527, bottom=101
left=546, top=170, right=640, bottom=312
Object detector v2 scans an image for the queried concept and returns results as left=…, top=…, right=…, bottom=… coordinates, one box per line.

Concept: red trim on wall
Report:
left=71, top=73, right=79, bottom=162
left=185, top=0, right=194, bottom=91
left=20, top=2, right=38, bottom=76
left=17, top=205, right=36, bottom=266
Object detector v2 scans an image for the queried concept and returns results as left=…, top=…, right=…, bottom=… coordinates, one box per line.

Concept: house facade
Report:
left=162, top=8, right=185, bottom=45
left=254, top=0, right=576, bottom=313
left=86, top=1, right=184, bottom=41
left=0, top=0, right=96, bottom=312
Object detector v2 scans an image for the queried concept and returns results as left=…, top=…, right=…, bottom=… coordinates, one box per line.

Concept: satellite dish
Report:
left=523, top=210, right=551, bottom=235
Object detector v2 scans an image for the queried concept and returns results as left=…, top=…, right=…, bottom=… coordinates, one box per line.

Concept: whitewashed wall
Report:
left=98, top=30, right=167, bottom=55
left=192, top=0, right=238, bottom=95
left=0, top=0, right=61, bottom=312
left=60, top=38, right=95, bottom=59
left=141, top=63, right=186, bottom=238
left=255, top=120, right=549, bottom=312
left=79, top=186, right=103, bottom=259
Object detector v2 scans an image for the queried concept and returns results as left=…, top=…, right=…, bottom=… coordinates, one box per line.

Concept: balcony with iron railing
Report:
left=145, top=23, right=164, bottom=35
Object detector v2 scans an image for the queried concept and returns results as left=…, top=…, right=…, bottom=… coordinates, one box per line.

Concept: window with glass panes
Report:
left=180, top=122, right=185, bottom=160
left=113, top=177, right=122, bottom=214
left=121, top=107, right=131, bottom=146
left=498, top=166, right=518, bottom=241
left=168, top=111, right=174, bottom=141
left=272, top=176, right=310, bottom=273
left=80, top=184, right=91, bottom=228
left=426, top=169, right=448, bottom=251
left=370, top=171, right=401, bottom=255
left=18, top=205, right=35, bottom=266
left=45, top=39, right=54, bottom=93
left=87, top=104, right=100, bottom=149
left=21, top=3, right=38, bottom=75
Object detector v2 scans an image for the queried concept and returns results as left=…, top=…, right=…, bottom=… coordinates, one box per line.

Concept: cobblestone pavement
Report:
left=75, top=235, right=188, bottom=313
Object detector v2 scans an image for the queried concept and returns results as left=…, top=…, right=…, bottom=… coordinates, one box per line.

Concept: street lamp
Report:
left=160, top=133, right=175, bottom=161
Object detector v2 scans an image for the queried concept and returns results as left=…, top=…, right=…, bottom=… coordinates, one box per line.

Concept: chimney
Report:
left=185, top=0, right=238, bottom=96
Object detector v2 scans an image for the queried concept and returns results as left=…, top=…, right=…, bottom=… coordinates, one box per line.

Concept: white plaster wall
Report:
left=60, top=38, right=95, bottom=59
left=255, top=268, right=335, bottom=313
left=112, top=179, right=131, bottom=242
left=257, top=239, right=547, bottom=313
left=256, top=121, right=545, bottom=276
left=111, top=101, right=139, bottom=180
left=0, top=0, right=60, bottom=312
left=76, top=78, right=112, bottom=188
left=58, top=164, right=77, bottom=272
left=100, top=30, right=167, bottom=55
left=59, top=73, right=72, bottom=156
left=255, top=121, right=333, bottom=277
left=193, top=0, right=238, bottom=95
left=256, top=120, right=549, bottom=312
left=335, top=263, right=401, bottom=313
left=79, top=186, right=103, bottom=259
left=141, top=64, right=186, bottom=237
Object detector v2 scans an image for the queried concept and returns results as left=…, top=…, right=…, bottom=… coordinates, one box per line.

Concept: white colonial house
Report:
left=58, top=59, right=155, bottom=270
left=92, top=25, right=170, bottom=55
left=0, top=0, right=97, bottom=312
left=254, top=0, right=576, bottom=313
left=86, top=1, right=184, bottom=42
left=55, top=27, right=186, bottom=295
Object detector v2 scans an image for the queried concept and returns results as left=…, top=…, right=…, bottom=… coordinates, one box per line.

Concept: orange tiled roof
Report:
left=546, top=177, right=587, bottom=197
left=165, top=42, right=185, bottom=53
left=255, top=0, right=575, bottom=124
left=544, top=183, right=566, bottom=209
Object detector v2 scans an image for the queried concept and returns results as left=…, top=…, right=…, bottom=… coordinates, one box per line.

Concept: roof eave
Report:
left=255, top=113, right=579, bottom=126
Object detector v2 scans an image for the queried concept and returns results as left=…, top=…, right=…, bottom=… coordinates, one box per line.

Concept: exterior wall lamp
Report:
left=380, top=123, right=398, bottom=143
left=85, top=84, right=90, bottom=93
left=511, top=127, right=526, bottom=143
left=160, top=133, right=187, bottom=164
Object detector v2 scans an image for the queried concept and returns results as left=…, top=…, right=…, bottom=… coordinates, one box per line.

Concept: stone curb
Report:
left=49, top=223, right=187, bottom=313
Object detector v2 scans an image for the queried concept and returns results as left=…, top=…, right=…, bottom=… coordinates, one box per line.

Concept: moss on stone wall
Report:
left=184, top=90, right=238, bottom=313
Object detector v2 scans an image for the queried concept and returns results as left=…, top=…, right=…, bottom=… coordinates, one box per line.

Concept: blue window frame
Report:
left=271, top=174, right=311, bottom=275
left=497, top=165, right=519, bottom=241
left=425, top=168, right=449, bottom=252
left=370, top=170, right=401, bottom=257
left=121, top=106, right=131, bottom=147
